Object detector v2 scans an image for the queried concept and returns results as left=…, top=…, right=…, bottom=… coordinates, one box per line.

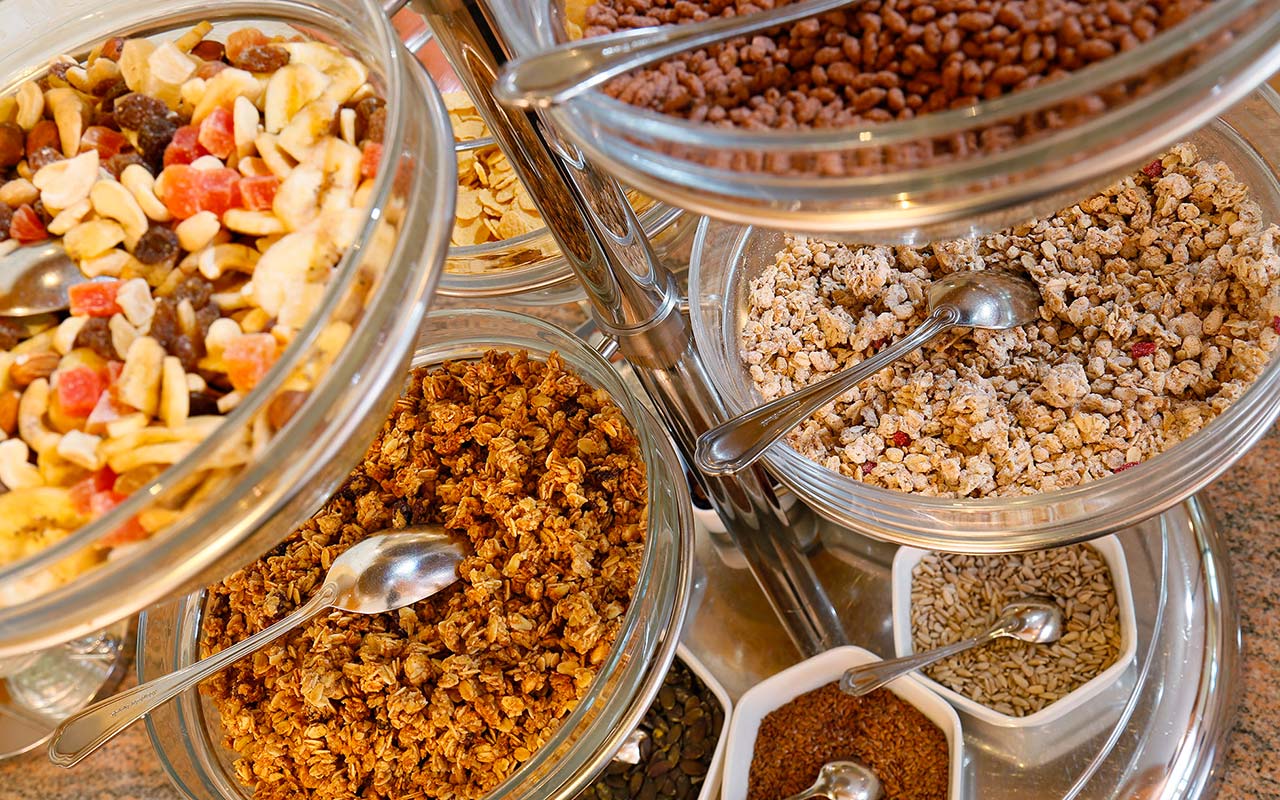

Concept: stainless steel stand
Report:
left=413, top=0, right=846, bottom=658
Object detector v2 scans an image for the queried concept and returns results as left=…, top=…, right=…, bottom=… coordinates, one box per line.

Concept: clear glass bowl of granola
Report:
left=0, top=0, right=456, bottom=656
left=492, top=0, right=1280, bottom=242
left=689, top=92, right=1280, bottom=551
left=137, top=307, right=694, bottom=800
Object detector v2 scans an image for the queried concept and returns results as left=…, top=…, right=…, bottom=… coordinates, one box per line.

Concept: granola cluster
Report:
left=742, top=143, right=1280, bottom=497
left=200, top=350, right=648, bottom=800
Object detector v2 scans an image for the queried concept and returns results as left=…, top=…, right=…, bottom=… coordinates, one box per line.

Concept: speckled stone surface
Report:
left=1, top=424, right=1276, bottom=798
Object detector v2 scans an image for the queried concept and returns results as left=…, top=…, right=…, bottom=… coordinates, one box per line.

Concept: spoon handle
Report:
left=494, top=0, right=854, bottom=109
left=839, top=627, right=1005, bottom=697
left=695, top=307, right=958, bottom=476
left=48, top=583, right=338, bottom=768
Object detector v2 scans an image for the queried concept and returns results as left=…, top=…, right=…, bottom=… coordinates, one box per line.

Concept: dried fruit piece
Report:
left=163, top=124, right=207, bottom=167
left=79, top=125, right=130, bottom=160
left=74, top=317, right=117, bottom=360
left=236, top=174, right=279, bottom=210
left=191, top=39, right=227, bottom=63
left=1130, top=341, right=1157, bottom=358
left=69, top=280, right=123, bottom=317
left=0, top=203, right=12, bottom=241
left=158, top=164, right=240, bottom=219
left=1141, top=160, right=1163, bottom=179
left=360, top=141, right=382, bottom=180
left=137, top=114, right=179, bottom=170
left=56, top=365, right=107, bottom=417
left=1114, top=462, right=1141, bottom=473
left=235, top=45, right=290, bottom=73
left=103, top=152, right=147, bottom=180
left=196, top=107, right=235, bottom=159
left=26, top=119, right=61, bottom=159
left=9, top=204, right=48, bottom=242
left=892, top=431, right=912, bottom=448
left=223, top=333, right=280, bottom=392
left=113, top=93, right=171, bottom=131
left=0, top=123, right=23, bottom=169
left=225, top=28, right=270, bottom=64
left=133, top=223, right=180, bottom=264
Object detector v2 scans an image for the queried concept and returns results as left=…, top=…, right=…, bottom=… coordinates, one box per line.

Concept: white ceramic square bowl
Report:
left=720, top=646, right=964, bottom=800
left=675, top=644, right=734, bottom=800
left=891, top=535, right=1138, bottom=768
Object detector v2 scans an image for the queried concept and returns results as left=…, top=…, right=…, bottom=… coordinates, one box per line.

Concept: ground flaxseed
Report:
left=747, top=682, right=948, bottom=800
left=200, top=350, right=648, bottom=800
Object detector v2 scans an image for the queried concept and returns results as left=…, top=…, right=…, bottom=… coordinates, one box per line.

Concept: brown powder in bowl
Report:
left=199, top=350, right=648, bottom=800
left=747, top=682, right=949, bottom=800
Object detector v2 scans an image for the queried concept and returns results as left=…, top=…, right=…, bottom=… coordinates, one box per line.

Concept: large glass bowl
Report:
left=689, top=90, right=1280, bottom=552
left=493, top=0, right=1280, bottom=241
left=138, top=307, right=693, bottom=800
left=0, top=0, right=456, bottom=656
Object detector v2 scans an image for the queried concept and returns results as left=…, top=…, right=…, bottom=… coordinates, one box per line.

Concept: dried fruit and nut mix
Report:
left=0, top=23, right=392, bottom=604
left=201, top=350, right=649, bottom=800
left=574, top=656, right=724, bottom=800
left=748, top=682, right=949, bottom=800
left=742, top=144, right=1280, bottom=497
left=444, top=92, right=545, bottom=248
left=910, top=544, right=1122, bottom=717
left=578, top=0, right=1207, bottom=130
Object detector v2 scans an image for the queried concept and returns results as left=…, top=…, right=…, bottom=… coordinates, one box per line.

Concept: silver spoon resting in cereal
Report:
left=784, top=760, right=885, bottom=800
left=0, top=241, right=90, bottom=316
left=696, top=269, right=1041, bottom=475
left=48, top=525, right=470, bottom=767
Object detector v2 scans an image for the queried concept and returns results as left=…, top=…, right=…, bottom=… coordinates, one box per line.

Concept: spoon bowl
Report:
left=48, top=525, right=469, bottom=767
left=695, top=269, right=1041, bottom=475
left=785, top=760, right=884, bottom=800
left=0, top=241, right=90, bottom=317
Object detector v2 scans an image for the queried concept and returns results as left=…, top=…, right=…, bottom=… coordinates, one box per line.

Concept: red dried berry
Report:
left=891, top=431, right=912, bottom=448
left=861, top=461, right=877, bottom=474
left=870, top=338, right=888, bottom=350
left=1271, top=316, right=1280, bottom=335
left=1114, top=462, right=1141, bottom=473
left=1141, top=160, right=1163, bottom=179
left=1130, top=341, right=1157, bottom=358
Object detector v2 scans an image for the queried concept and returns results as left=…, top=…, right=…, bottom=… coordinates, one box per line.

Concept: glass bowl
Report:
left=402, top=30, right=689, bottom=305
left=0, top=0, right=457, bottom=656
left=138, top=307, right=694, bottom=800
left=492, top=0, right=1280, bottom=241
left=689, top=90, right=1280, bottom=552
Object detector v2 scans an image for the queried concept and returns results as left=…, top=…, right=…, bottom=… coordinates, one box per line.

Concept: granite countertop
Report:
left=0, top=423, right=1276, bottom=799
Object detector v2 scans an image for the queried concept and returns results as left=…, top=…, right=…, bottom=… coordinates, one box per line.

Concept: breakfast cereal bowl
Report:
left=689, top=99, right=1280, bottom=552
left=721, top=646, right=964, bottom=800
left=138, top=307, right=694, bottom=800
left=0, top=0, right=456, bottom=656
left=494, top=0, right=1280, bottom=241
left=890, top=537, right=1139, bottom=767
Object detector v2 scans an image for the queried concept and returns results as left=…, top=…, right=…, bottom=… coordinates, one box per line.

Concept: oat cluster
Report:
left=910, top=544, right=1122, bottom=716
left=200, top=350, right=648, bottom=800
left=742, top=143, right=1280, bottom=497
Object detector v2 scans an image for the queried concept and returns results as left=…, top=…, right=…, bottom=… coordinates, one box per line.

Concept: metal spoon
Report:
left=839, top=595, right=1064, bottom=697
left=785, top=760, right=884, bottom=800
left=695, top=269, right=1041, bottom=475
left=494, top=0, right=854, bottom=109
left=47, top=525, right=470, bottom=767
left=0, top=241, right=90, bottom=317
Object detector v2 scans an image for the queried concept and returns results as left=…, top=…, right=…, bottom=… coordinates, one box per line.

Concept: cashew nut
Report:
left=120, top=163, right=172, bottom=222
left=15, top=82, right=43, bottom=131
left=44, top=87, right=85, bottom=158
left=90, top=178, right=149, bottom=249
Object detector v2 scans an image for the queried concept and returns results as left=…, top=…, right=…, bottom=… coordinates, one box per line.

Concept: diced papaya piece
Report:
left=163, top=125, right=208, bottom=167
left=223, top=333, right=280, bottom=393
left=56, top=365, right=107, bottom=417
left=69, top=280, right=123, bottom=318
left=10, top=204, right=48, bottom=242
left=360, top=141, right=382, bottom=180
left=80, top=126, right=130, bottom=160
left=197, top=107, right=235, bottom=159
left=236, top=174, right=279, bottom=211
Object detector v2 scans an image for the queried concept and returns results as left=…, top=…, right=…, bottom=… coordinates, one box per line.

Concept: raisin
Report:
left=365, top=106, right=387, bottom=144
left=104, top=152, right=147, bottom=180
left=27, top=147, right=62, bottom=171
left=172, top=336, right=202, bottom=372
left=47, top=61, right=72, bottom=84
left=134, top=224, right=180, bottom=265
left=0, top=318, right=20, bottom=350
left=26, top=119, right=61, bottom=158
left=0, top=123, right=23, bottom=169
left=73, top=317, right=118, bottom=360
left=353, top=96, right=384, bottom=142
left=137, top=114, right=179, bottom=171
left=191, top=39, right=227, bottom=63
left=232, top=44, right=289, bottom=72
left=0, top=203, right=12, bottom=242
left=172, top=275, right=213, bottom=309
left=195, top=302, right=220, bottom=339
left=92, top=75, right=127, bottom=99
left=188, top=391, right=221, bottom=417
left=150, top=298, right=178, bottom=345
left=114, top=92, right=172, bottom=131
